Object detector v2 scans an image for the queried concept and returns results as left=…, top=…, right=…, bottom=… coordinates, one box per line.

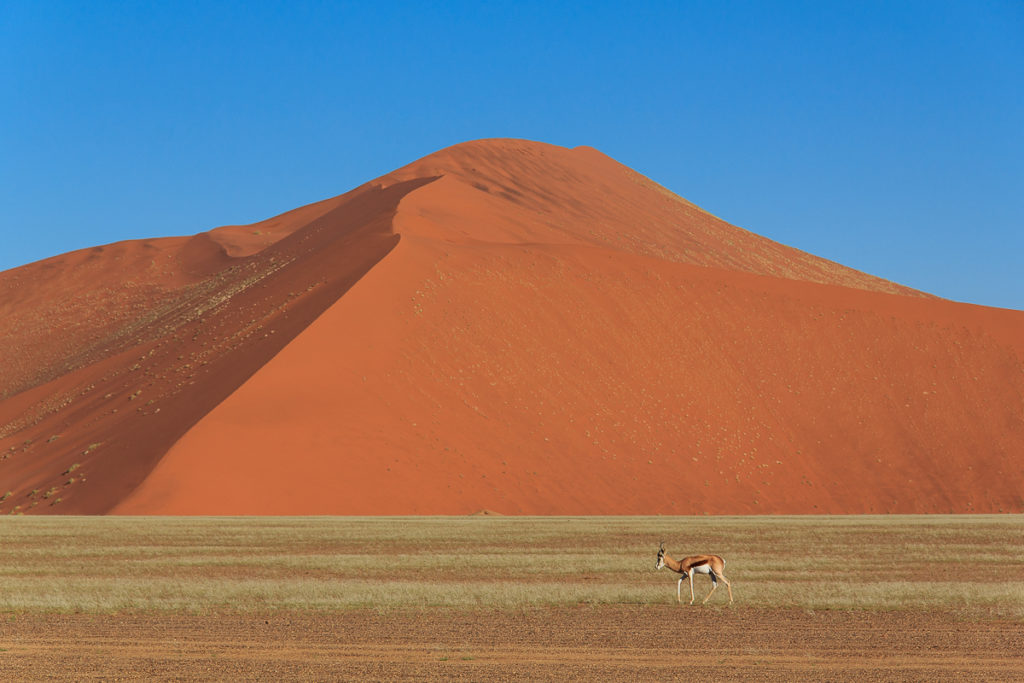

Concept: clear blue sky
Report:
left=2, top=1, right=1021, bottom=309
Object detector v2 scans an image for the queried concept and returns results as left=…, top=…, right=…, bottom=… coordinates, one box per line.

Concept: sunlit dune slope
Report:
left=2, top=139, right=1022, bottom=514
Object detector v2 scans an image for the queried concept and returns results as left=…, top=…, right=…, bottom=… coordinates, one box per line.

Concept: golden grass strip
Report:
left=0, top=516, right=1020, bottom=615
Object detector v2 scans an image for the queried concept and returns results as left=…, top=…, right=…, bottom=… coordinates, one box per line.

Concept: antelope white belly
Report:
left=691, top=565, right=713, bottom=575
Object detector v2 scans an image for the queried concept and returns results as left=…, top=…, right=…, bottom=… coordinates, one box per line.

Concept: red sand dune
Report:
left=1, top=139, right=1021, bottom=515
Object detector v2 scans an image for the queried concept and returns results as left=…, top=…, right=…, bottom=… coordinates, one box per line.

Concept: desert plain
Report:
left=1, top=515, right=1022, bottom=680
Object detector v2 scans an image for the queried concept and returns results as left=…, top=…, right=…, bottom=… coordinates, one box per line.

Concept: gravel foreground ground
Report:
left=1, top=607, right=1021, bottom=681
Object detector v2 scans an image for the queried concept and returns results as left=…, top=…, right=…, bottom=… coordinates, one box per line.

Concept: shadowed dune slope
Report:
left=0, top=178, right=432, bottom=512
left=2, top=139, right=1022, bottom=514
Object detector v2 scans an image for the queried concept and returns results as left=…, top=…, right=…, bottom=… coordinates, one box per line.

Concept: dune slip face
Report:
left=2, top=139, right=1022, bottom=515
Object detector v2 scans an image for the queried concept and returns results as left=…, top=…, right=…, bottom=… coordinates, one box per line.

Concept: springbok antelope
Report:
left=656, top=542, right=733, bottom=605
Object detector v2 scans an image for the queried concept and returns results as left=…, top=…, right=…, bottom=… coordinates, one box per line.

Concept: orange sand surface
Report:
left=2, top=139, right=1022, bottom=514
left=3, top=609, right=1022, bottom=681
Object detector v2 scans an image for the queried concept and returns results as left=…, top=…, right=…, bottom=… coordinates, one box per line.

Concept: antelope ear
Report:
left=659, top=541, right=665, bottom=550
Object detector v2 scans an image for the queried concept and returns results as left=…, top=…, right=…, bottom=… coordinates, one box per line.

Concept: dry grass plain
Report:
left=1, top=515, right=1022, bottom=680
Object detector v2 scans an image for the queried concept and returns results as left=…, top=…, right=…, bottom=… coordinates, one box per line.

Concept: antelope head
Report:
left=656, top=541, right=666, bottom=570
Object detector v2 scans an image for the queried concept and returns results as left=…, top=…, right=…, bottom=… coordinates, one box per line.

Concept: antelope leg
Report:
left=702, top=581, right=718, bottom=604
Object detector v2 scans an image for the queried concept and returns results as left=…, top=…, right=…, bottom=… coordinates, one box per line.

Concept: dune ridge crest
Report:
left=1, top=139, right=1021, bottom=515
